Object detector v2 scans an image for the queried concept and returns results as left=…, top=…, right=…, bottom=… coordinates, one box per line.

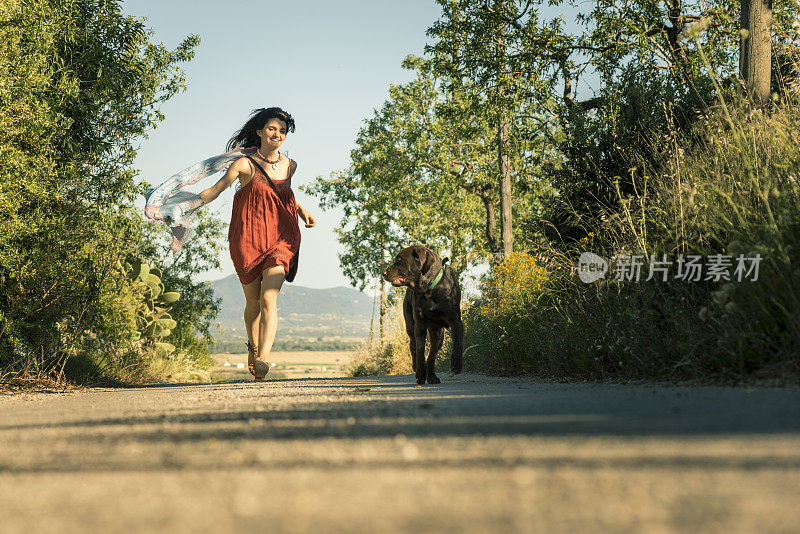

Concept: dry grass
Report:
left=347, top=297, right=458, bottom=377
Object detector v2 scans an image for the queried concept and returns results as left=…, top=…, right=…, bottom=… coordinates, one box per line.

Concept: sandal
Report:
left=246, top=340, right=269, bottom=381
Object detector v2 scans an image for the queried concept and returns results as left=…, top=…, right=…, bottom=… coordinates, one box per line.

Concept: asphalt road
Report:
left=1, top=373, right=799, bottom=534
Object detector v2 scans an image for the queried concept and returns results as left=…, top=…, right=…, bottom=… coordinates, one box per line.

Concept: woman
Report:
left=199, top=107, right=316, bottom=381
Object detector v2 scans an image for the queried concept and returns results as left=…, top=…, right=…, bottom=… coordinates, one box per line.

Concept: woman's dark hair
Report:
left=227, top=107, right=296, bottom=151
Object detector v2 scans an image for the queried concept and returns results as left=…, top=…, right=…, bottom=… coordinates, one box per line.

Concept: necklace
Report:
left=257, top=148, right=281, bottom=170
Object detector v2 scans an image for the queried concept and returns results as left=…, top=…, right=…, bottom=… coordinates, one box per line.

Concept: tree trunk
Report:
left=378, top=245, right=387, bottom=343
left=494, top=1, right=513, bottom=260
left=740, top=0, right=772, bottom=103
left=379, top=278, right=386, bottom=343
left=497, top=113, right=513, bottom=259
left=368, top=289, right=377, bottom=346
left=479, top=187, right=499, bottom=253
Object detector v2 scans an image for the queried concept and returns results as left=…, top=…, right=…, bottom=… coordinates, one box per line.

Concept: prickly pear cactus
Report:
left=119, top=255, right=181, bottom=353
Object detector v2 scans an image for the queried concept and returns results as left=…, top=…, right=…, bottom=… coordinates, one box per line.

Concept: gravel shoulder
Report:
left=1, top=373, right=799, bottom=534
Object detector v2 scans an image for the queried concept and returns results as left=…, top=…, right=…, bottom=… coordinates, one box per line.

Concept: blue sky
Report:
left=124, top=0, right=443, bottom=289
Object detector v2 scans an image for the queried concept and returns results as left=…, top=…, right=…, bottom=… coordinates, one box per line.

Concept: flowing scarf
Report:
left=144, top=147, right=255, bottom=252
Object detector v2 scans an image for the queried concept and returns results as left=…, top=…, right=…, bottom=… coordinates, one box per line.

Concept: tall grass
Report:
left=347, top=294, right=455, bottom=377
left=465, top=102, right=800, bottom=384
left=348, top=297, right=414, bottom=377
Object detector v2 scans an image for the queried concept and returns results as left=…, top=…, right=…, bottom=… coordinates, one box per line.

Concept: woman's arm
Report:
left=297, top=203, right=316, bottom=228
left=289, top=160, right=316, bottom=228
left=199, top=157, right=250, bottom=204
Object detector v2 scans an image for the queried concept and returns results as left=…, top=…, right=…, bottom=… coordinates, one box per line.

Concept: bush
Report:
left=465, top=101, right=800, bottom=384
left=0, top=0, right=211, bottom=388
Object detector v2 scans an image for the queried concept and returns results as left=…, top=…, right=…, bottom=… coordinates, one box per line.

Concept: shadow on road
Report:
left=3, top=374, right=799, bottom=440
left=1, top=374, right=800, bottom=475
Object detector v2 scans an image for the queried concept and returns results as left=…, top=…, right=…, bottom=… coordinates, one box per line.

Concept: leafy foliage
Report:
left=311, top=0, right=800, bottom=382
left=0, top=0, right=220, bottom=385
left=466, top=103, right=800, bottom=383
left=304, top=54, right=546, bottom=290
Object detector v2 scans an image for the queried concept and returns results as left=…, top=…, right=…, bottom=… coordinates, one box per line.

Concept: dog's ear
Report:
left=405, top=247, right=423, bottom=289
left=417, top=247, right=443, bottom=289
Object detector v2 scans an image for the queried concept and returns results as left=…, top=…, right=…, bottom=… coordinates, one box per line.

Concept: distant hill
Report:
left=206, top=274, right=374, bottom=347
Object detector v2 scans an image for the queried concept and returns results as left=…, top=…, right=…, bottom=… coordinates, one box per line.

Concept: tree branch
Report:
left=559, top=55, right=605, bottom=111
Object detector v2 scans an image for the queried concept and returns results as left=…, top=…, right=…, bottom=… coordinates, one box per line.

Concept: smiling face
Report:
left=257, top=117, right=288, bottom=150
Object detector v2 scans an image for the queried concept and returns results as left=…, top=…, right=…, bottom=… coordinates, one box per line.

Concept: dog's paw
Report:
left=416, top=377, right=427, bottom=385
left=427, top=375, right=441, bottom=384
left=450, top=366, right=462, bottom=374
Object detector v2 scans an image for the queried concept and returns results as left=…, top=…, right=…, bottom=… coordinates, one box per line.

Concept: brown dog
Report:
left=382, top=245, right=463, bottom=385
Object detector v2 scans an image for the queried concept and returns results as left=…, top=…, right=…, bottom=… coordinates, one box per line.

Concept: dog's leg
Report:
left=450, top=317, right=464, bottom=374
left=426, top=327, right=443, bottom=384
left=403, top=292, right=416, bottom=373
left=407, top=329, right=417, bottom=373
left=413, top=322, right=428, bottom=385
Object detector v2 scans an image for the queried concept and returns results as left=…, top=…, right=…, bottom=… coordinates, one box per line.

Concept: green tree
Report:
left=0, top=0, right=215, bottom=382
left=424, top=0, right=799, bottom=250
left=427, top=1, right=530, bottom=259
left=304, top=56, right=535, bottom=291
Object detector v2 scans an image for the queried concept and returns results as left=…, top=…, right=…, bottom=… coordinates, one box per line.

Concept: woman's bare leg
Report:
left=257, top=265, right=286, bottom=363
left=241, top=274, right=262, bottom=366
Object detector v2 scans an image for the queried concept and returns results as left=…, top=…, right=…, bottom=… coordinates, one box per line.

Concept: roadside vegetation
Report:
left=0, top=0, right=223, bottom=388
left=310, top=0, right=800, bottom=383
left=348, top=298, right=414, bottom=377
left=4, top=1, right=799, bottom=388
left=465, top=113, right=800, bottom=383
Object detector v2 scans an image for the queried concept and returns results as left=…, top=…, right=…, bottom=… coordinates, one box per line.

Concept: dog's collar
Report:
left=427, top=267, right=444, bottom=290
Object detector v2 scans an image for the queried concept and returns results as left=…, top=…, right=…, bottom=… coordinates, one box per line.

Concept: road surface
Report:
left=1, top=374, right=798, bottom=533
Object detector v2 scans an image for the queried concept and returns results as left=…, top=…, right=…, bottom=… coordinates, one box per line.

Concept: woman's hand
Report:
left=297, top=204, right=316, bottom=228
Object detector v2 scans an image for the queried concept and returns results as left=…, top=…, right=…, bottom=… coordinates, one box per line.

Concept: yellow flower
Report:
left=481, top=252, right=549, bottom=317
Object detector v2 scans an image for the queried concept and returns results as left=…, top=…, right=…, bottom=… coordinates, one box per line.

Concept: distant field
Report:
left=211, top=351, right=352, bottom=381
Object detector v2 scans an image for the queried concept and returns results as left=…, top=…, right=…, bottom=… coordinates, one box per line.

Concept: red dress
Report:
left=228, top=157, right=301, bottom=284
